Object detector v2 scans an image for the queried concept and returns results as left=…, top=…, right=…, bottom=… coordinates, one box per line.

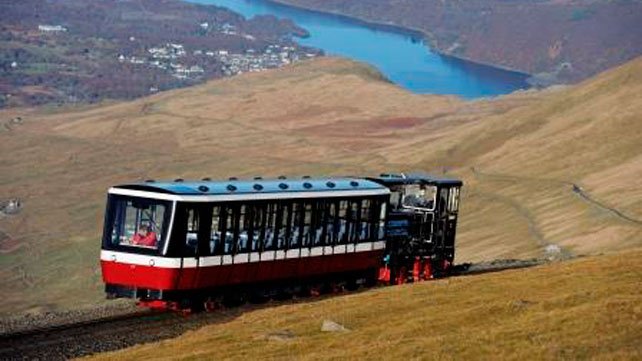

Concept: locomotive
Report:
left=100, top=173, right=462, bottom=310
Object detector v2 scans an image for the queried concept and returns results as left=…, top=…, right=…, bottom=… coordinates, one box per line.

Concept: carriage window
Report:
left=349, top=200, right=361, bottom=243
left=439, top=188, right=449, bottom=215
left=367, top=199, right=379, bottom=241
left=378, top=202, right=387, bottom=239
left=337, top=200, right=349, bottom=244
left=290, top=202, right=303, bottom=248
left=312, top=201, right=326, bottom=246
left=302, top=202, right=314, bottom=247
left=210, top=206, right=222, bottom=254
left=325, top=201, right=338, bottom=246
left=359, top=199, right=372, bottom=242
left=402, top=184, right=437, bottom=211
left=223, top=206, right=235, bottom=254
left=105, top=196, right=169, bottom=252
left=184, top=208, right=199, bottom=255
left=236, top=205, right=248, bottom=253
left=448, top=188, right=460, bottom=213
left=264, top=203, right=278, bottom=250
left=251, top=204, right=265, bottom=251
left=280, top=202, right=291, bottom=249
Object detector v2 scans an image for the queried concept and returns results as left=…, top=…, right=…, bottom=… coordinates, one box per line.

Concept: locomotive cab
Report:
left=369, top=173, right=462, bottom=281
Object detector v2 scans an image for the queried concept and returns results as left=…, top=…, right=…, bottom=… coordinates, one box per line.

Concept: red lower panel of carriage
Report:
left=101, top=250, right=384, bottom=292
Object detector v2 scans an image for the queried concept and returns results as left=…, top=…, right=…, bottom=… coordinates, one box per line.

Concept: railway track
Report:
left=0, top=258, right=550, bottom=360
left=0, top=309, right=233, bottom=360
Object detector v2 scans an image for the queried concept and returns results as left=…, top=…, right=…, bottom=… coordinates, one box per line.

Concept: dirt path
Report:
left=471, top=167, right=641, bottom=226
left=471, top=167, right=575, bottom=260
left=469, top=166, right=642, bottom=259
left=570, top=184, right=641, bottom=225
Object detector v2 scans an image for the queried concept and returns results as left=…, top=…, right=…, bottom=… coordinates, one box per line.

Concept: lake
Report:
left=190, top=0, right=531, bottom=98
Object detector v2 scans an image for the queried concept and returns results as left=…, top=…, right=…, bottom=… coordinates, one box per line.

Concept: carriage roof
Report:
left=110, top=177, right=387, bottom=197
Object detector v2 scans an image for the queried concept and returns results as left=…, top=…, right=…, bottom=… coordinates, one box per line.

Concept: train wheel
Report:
left=364, top=269, right=379, bottom=287
left=330, top=282, right=343, bottom=294
left=222, top=292, right=247, bottom=308
left=249, top=290, right=270, bottom=304
left=345, top=278, right=359, bottom=291
left=274, top=288, right=293, bottom=301
left=203, top=297, right=221, bottom=312
left=309, top=284, right=322, bottom=297
left=395, top=266, right=408, bottom=285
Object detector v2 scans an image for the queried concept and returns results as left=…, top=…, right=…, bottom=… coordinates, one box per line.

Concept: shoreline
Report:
left=263, top=0, right=533, bottom=79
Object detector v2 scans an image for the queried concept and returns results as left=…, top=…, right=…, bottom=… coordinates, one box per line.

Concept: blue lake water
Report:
left=190, top=0, right=531, bottom=98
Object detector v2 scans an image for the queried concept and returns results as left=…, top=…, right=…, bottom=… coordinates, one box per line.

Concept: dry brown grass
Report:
left=84, top=249, right=642, bottom=361
left=0, top=56, right=641, bottom=315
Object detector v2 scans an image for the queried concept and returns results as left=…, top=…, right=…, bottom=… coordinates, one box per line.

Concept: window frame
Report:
left=102, top=194, right=172, bottom=256
left=161, top=193, right=391, bottom=258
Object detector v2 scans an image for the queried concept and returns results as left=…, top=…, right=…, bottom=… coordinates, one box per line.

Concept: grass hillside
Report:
left=85, top=249, right=642, bottom=360
left=0, top=57, right=641, bottom=315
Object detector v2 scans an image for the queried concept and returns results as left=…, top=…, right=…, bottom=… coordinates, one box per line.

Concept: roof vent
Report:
left=229, top=176, right=238, bottom=181
left=145, top=179, right=155, bottom=183
left=227, top=184, right=237, bottom=192
left=253, top=184, right=264, bottom=191
left=174, top=178, right=184, bottom=182
left=201, top=177, right=212, bottom=181
left=278, top=183, right=289, bottom=190
left=326, top=181, right=336, bottom=188
left=350, top=181, right=359, bottom=187
left=198, top=185, right=210, bottom=192
left=303, top=182, right=313, bottom=189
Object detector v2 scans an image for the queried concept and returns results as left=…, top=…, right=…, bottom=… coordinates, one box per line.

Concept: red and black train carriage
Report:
left=100, top=173, right=462, bottom=309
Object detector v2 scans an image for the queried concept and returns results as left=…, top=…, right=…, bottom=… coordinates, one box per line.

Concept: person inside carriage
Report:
left=130, top=224, right=157, bottom=248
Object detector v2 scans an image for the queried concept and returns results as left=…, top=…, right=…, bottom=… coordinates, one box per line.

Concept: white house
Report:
left=38, top=25, right=67, bottom=32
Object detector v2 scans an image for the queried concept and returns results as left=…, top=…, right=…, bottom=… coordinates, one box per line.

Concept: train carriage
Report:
left=100, top=174, right=462, bottom=310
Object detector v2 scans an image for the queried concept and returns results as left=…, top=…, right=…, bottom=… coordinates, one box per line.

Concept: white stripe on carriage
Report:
left=101, top=241, right=385, bottom=269
left=100, top=250, right=182, bottom=268
left=261, top=251, right=275, bottom=261
left=249, top=252, right=261, bottom=263
left=234, top=253, right=249, bottom=264
left=199, top=256, right=222, bottom=267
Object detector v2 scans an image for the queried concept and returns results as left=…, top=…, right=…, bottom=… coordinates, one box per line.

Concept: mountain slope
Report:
left=87, top=249, right=642, bottom=360
left=0, top=57, right=640, bottom=315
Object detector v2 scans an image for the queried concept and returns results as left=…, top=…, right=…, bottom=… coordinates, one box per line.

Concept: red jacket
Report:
left=132, top=232, right=158, bottom=247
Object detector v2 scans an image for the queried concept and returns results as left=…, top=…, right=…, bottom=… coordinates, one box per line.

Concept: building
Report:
left=38, top=25, right=67, bottom=32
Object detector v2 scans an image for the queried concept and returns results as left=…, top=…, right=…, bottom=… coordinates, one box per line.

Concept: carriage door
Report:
left=179, top=204, right=212, bottom=290
left=444, top=187, right=460, bottom=261
left=436, top=187, right=450, bottom=253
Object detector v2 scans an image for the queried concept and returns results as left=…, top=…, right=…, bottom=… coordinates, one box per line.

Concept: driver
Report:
left=131, top=224, right=157, bottom=247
